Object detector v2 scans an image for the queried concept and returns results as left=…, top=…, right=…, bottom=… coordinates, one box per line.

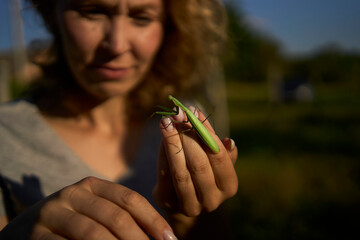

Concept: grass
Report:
left=226, top=81, right=360, bottom=239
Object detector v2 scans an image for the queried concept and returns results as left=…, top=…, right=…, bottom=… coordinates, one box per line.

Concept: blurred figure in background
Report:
left=0, top=0, right=238, bottom=239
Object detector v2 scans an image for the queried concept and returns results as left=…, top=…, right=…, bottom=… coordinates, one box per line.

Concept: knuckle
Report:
left=63, top=211, right=80, bottom=226
left=224, top=180, right=239, bottom=198
left=190, top=161, right=209, bottom=175
left=56, top=177, right=97, bottom=201
left=121, top=188, right=144, bottom=206
left=203, top=198, right=220, bottom=212
left=183, top=205, right=202, bottom=217
left=80, top=176, right=99, bottom=188
left=109, top=208, right=130, bottom=228
left=173, top=169, right=191, bottom=184
left=210, top=154, right=227, bottom=166
left=59, top=185, right=79, bottom=201
left=80, top=223, right=106, bottom=240
left=151, top=214, right=167, bottom=229
left=86, top=194, right=102, bottom=209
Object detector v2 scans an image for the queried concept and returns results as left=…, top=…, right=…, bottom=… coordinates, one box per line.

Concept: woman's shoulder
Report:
left=0, top=100, right=45, bottom=139
left=0, top=100, right=48, bottom=165
left=0, top=99, right=38, bottom=124
left=0, top=100, right=42, bottom=160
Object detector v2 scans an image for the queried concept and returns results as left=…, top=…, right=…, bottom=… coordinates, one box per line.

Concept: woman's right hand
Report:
left=0, top=177, right=176, bottom=240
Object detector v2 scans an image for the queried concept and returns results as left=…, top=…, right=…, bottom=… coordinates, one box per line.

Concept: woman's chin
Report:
left=85, top=83, right=136, bottom=100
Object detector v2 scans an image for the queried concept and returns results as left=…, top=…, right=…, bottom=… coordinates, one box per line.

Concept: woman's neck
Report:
left=40, top=93, right=144, bottom=181
left=62, top=94, right=130, bottom=135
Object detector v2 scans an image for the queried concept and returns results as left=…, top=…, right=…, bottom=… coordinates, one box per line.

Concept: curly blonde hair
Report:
left=27, top=0, right=227, bottom=117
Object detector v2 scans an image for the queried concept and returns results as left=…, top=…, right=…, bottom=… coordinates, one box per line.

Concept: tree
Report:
left=223, top=2, right=281, bottom=83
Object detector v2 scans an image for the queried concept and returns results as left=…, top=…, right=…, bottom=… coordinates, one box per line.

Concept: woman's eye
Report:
left=132, top=15, right=153, bottom=25
left=79, top=6, right=108, bottom=18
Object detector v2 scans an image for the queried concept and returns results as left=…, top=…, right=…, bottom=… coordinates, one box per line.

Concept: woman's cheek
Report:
left=136, top=25, right=164, bottom=60
left=62, top=14, right=103, bottom=60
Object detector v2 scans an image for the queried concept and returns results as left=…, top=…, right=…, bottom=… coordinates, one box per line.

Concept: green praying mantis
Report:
left=153, top=95, right=220, bottom=154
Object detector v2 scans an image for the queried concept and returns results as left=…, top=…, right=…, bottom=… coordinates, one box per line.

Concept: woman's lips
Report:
left=90, top=66, right=134, bottom=80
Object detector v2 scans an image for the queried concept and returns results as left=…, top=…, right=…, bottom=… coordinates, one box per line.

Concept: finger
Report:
left=31, top=225, right=68, bottom=240
left=160, top=117, right=201, bottom=215
left=86, top=177, right=176, bottom=240
left=65, top=187, right=149, bottom=240
left=39, top=233, right=68, bottom=240
left=170, top=107, right=231, bottom=212
left=172, top=107, right=223, bottom=211
left=222, top=138, right=238, bottom=164
left=41, top=205, right=118, bottom=240
left=196, top=110, right=238, bottom=197
left=179, top=125, right=223, bottom=212
left=34, top=233, right=68, bottom=240
left=154, top=141, right=178, bottom=211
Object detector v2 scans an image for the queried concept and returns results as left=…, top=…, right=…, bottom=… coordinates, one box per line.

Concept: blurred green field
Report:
left=226, top=81, right=360, bottom=239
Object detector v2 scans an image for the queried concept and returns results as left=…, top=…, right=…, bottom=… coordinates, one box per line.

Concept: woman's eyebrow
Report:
left=64, top=0, right=115, bottom=9
left=128, top=2, right=163, bottom=12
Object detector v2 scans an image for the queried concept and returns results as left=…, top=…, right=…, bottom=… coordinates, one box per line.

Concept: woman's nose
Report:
left=104, top=17, right=131, bottom=55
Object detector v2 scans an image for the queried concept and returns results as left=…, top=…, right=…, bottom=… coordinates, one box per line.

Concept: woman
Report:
left=0, top=0, right=238, bottom=239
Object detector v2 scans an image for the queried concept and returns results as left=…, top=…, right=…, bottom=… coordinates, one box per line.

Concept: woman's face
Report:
left=56, top=0, right=164, bottom=99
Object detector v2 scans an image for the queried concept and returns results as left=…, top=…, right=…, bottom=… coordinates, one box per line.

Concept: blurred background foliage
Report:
left=223, top=2, right=360, bottom=240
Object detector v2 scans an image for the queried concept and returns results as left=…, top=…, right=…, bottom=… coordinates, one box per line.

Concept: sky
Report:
left=1, top=0, right=360, bottom=56
left=231, top=0, right=360, bottom=55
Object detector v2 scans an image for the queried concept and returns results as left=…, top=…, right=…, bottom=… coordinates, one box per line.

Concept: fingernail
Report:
left=173, top=107, right=184, bottom=122
left=188, top=106, right=199, bottom=118
left=161, top=117, right=173, bottom=131
left=230, top=138, right=236, bottom=152
left=164, top=230, right=178, bottom=240
left=224, top=138, right=236, bottom=152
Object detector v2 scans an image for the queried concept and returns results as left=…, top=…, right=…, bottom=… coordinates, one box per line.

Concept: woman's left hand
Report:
left=153, top=106, right=238, bottom=218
